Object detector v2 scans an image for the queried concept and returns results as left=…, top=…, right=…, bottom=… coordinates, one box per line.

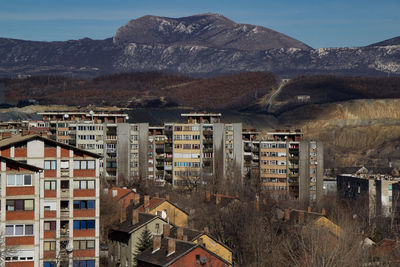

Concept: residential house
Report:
left=136, top=236, right=230, bottom=267
left=108, top=209, right=171, bottom=267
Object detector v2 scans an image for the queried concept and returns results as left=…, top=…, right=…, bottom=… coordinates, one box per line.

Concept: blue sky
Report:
left=0, top=0, right=398, bottom=48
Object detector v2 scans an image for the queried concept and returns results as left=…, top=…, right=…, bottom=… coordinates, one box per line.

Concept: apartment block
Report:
left=0, top=134, right=101, bottom=267
left=1, top=156, right=42, bottom=266
left=242, top=130, right=323, bottom=204
left=338, top=167, right=399, bottom=219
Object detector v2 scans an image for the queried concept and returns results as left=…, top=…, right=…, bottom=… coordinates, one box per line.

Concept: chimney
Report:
left=284, top=209, right=290, bottom=221
left=298, top=211, right=305, bottom=224
left=177, top=227, right=184, bottom=240
left=144, top=195, right=150, bottom=208
left=183, top=235, right=188, bottom=242
left=307, top=206, right=312, bottom=213
left=165, top=194, right=170, bottom=201
left=131, top=209, right=139, bottom=225
left=205, top=191, right=211, bottom=202
left=134, top=194, right=140, bottom=205
left=255, top=200, right=260, bottom=212
left=163, top=224, right=170, bottom=238
left=198, top=238, right=204, bottom=246
left=120, top=206, right=126, bottom=223
left=203, top=227, right=209, bottom=234
left=216, top=194, right=221, bottom=205
left=153, top=235, right=161, bottom=252
left=235, top=192, right=239, bottom=198
left=321, top=208, right=326, bottom=215
left=167, top=238, right=176, bottom=255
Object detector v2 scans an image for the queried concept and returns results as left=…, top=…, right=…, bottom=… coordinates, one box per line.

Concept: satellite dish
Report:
left=64, top=114, right=69, bottom=119
left=89, top=110, right=94, bottom=115
left=125, top=115, right=129, bottom=120
left=200, top=257, right=207, bottom=265
left=156, top=210, right=167, bottom=219
left=66, top=242, right=73, bottom=253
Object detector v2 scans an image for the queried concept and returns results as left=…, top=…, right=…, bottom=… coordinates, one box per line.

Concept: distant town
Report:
left=0, top=108, right=399, bottom=266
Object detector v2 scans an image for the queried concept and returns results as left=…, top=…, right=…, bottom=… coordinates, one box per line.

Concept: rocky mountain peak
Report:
left=113, top=13, right=312, bottom=50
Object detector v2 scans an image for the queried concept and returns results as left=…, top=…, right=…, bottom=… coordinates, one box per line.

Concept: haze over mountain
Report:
left=0, top=13, right=399, bottom=77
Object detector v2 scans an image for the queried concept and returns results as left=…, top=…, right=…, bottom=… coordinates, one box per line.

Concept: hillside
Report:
left=269, top=75, right=400, bottom=114
left=0, top=14, right=399, bottom=77
left=2, top=71, right=278, bottom=109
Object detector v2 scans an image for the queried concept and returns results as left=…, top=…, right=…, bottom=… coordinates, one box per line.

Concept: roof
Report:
left=136, top=238, right=196, bottom=266
left=170, top=227, right=202, bottom=241
left=136, top=238, right=230, bottom=267
left=116, top=213, right=161, bottom=234
left=0, top=134, right=101, bottom=158
left=0, top=156, right=43, bottom=172
left=169, top=227, right=233, bottom=253
left=314, top=216, right=344, bottom=239
left=135, top=197, right=189, bottom=215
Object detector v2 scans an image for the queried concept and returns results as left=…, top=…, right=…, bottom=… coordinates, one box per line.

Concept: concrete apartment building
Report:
left=0, top=134, right=101, bottom=267
left=337, top=167, right=399, bottom=219
left=243, top=130, right=324, bottom=204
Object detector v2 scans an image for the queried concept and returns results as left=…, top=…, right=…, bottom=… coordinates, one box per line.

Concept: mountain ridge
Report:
left=0, top=13, right=399, bottom=78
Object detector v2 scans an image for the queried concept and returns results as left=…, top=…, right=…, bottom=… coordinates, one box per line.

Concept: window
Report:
left=44, top=262, right=56, bottom=267
left=7, top=174, right=32, bottom=186
left=5, top=249, right=34, bottom=262
left=44, top=221, right=56, bottom=231
left=44, top=201, right=57, bottom=211
left=44, top=241, right=56, bottom=251
left=5, top=224, right=34, bottom=236
left=44, top=160, right=56, bottom=170
left=60, top=160, right=69, bottom=169
left=44, top=180, right=56, bottom=190
left=73, top=220, right=95, bottom=230
left=61, top=180, right=69, bottom=189
left=74, top=200, right=95, bottom=210
left=73, top=180, right=95, bottom=190
left=73, top=260, right=95, bottom=267
left=389, top=184, right=393, bottom=191
left=73, top=240, right=95, bottom=250
left=6, top=199, right=34, bottom=211
left=74, top=160, right=95, bottom=170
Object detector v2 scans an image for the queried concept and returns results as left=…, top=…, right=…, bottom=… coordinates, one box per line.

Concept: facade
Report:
left=1, top=156, right=42, bottom=266
left=0, top=134, right=101, bottom=266
left=243, top=130, right=324, bottom=204
left=108, top=210, right=170, bottom=267
left=337, top=168, right=400, bottom=218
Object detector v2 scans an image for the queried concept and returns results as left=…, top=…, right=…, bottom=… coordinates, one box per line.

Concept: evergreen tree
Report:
left=135, top=225, right=153, bottom=254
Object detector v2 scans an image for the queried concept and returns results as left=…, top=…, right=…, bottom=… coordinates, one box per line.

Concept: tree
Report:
left=135, top=226, right=153, bottom=254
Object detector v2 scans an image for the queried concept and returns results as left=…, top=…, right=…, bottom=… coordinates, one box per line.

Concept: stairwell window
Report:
left=44, top=160, right=56, bottom=170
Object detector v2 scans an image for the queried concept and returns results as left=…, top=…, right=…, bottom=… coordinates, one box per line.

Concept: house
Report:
left=168, top=227, right=233, bottom=265
left=133, top=194, right=189, bottom=228
left=108, top=209, right=171, bottom=267
left=108, top=187, right=137, bottom=209
left=0, top=134, right=101, bottom=266
left=136, top=236, right=230, bottom=267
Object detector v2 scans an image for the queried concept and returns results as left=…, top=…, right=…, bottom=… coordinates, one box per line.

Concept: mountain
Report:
left=113, top=14, right=311, bottom=50
left=0, top=13, right=399, bottom=77
left=368, top=36, right=400, bottom=47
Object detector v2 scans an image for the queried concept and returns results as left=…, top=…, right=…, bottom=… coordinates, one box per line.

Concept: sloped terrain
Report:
left=0, top=14, right=399, bottom=77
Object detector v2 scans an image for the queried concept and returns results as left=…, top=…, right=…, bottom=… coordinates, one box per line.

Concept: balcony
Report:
left=60, top=169, right=70, bottom=177
left=203, top=130, right=213, bottom=136
left=203, top=147, right=213, bottom=153
left=203, top=139, right=213, bottom=144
